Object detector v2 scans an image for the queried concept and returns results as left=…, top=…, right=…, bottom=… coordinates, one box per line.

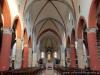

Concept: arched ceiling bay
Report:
left=35, top=18, right=65, bottom=39
left=39, top=32, right=61, bottom=52
left=24, top=0, right=75, bottom=45
left=37, top=29, right=62, bottom=44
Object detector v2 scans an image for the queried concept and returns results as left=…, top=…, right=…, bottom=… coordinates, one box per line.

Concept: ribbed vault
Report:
left=24, top=0, right=75, bottom=53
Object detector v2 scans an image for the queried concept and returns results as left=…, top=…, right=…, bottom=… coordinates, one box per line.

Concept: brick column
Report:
left=77, top=39, right=85, bottom=69
left=70, top=44, right=76, bottom=68
left=0, top=28, right=12, bottom=71
left=14, top=39, right=23, bottom=69
left=23, top=44, right=29, bottom=68
left=87, top=27, right=100, bottom=71
left=28, top=48, right=32, bottom=67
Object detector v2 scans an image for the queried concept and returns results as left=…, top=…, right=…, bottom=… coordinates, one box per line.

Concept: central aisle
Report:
left=40, top=69, right=59, bottom=75
left=39, top=63, right=60, bottom=75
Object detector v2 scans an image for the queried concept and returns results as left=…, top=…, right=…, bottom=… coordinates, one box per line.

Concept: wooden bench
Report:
left=0, top=67, right=44, bottom=75
left=54, top=66, right=100, bottom=75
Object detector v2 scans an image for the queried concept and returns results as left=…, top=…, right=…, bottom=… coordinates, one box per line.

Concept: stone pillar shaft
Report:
left=14, top=39, right=22, bottom=69
left=77, top=39, right=85, bottom=69
left=28, top=48, right=32, bottom=67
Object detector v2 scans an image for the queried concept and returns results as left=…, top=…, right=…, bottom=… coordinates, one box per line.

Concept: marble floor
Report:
left=39, top=69, right=60, bottom=75
left=39, top=63, right=60, bottom=75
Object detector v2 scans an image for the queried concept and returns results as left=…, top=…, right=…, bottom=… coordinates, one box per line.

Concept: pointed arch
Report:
left=2, top=0, right=11, bottom=27
left=24, top=28, right=28, bottom=45
left=11, top=17, right=19, bottom=49
left=71, top=29, right=75, bottom=45
left=67, top=36, right=70, bottom=48
left=37, top=29, right=62, bottom=44
left=28, top=36, right=32, bottom=48
left=77, top=16, right=87, bottom=39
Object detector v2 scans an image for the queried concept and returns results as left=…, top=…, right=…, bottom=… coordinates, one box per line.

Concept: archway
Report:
left=10, top=18, right=22, bottom=69
left=66, top=36, right=71, bottom=67
left=77, top=17, right=89, bottom=69
left=70, top=29, right=77, bottom=68
left=22, top=28, right=29, bottom=68
left=2, top=0, right=11, bottom=27
left=83, top=22, right=89, bottom=69
left=10, top=19, right=18, bottom=69
left=0, top=0, right=12, bottom=71
left=36, top=29, right=61, bottom=67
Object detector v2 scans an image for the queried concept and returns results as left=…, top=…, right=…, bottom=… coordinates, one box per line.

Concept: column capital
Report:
left=86, top=27, right=97, bottom=33
left=1, top=28, right=13, bottom=35
left=16, top=38, right=22, bottom=43
left=77, top=39, right=83, bottom=42
left=24, top=44, right=28, bottom=47
left=16, top=38, right=23, bottom=42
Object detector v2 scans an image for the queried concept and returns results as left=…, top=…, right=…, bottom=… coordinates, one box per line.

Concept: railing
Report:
left=54, top=65, right=100, bottom=75
left=0, top=67, right=44, bottom=75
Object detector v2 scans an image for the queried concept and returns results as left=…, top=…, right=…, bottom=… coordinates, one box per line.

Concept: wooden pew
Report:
left=54, top=65, right=100, bottom=75
left=0, top=67, right=44, bottom=75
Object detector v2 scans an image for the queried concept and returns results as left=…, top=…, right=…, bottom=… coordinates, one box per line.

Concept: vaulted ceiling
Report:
left=23, top=0, right=75, bottom=51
